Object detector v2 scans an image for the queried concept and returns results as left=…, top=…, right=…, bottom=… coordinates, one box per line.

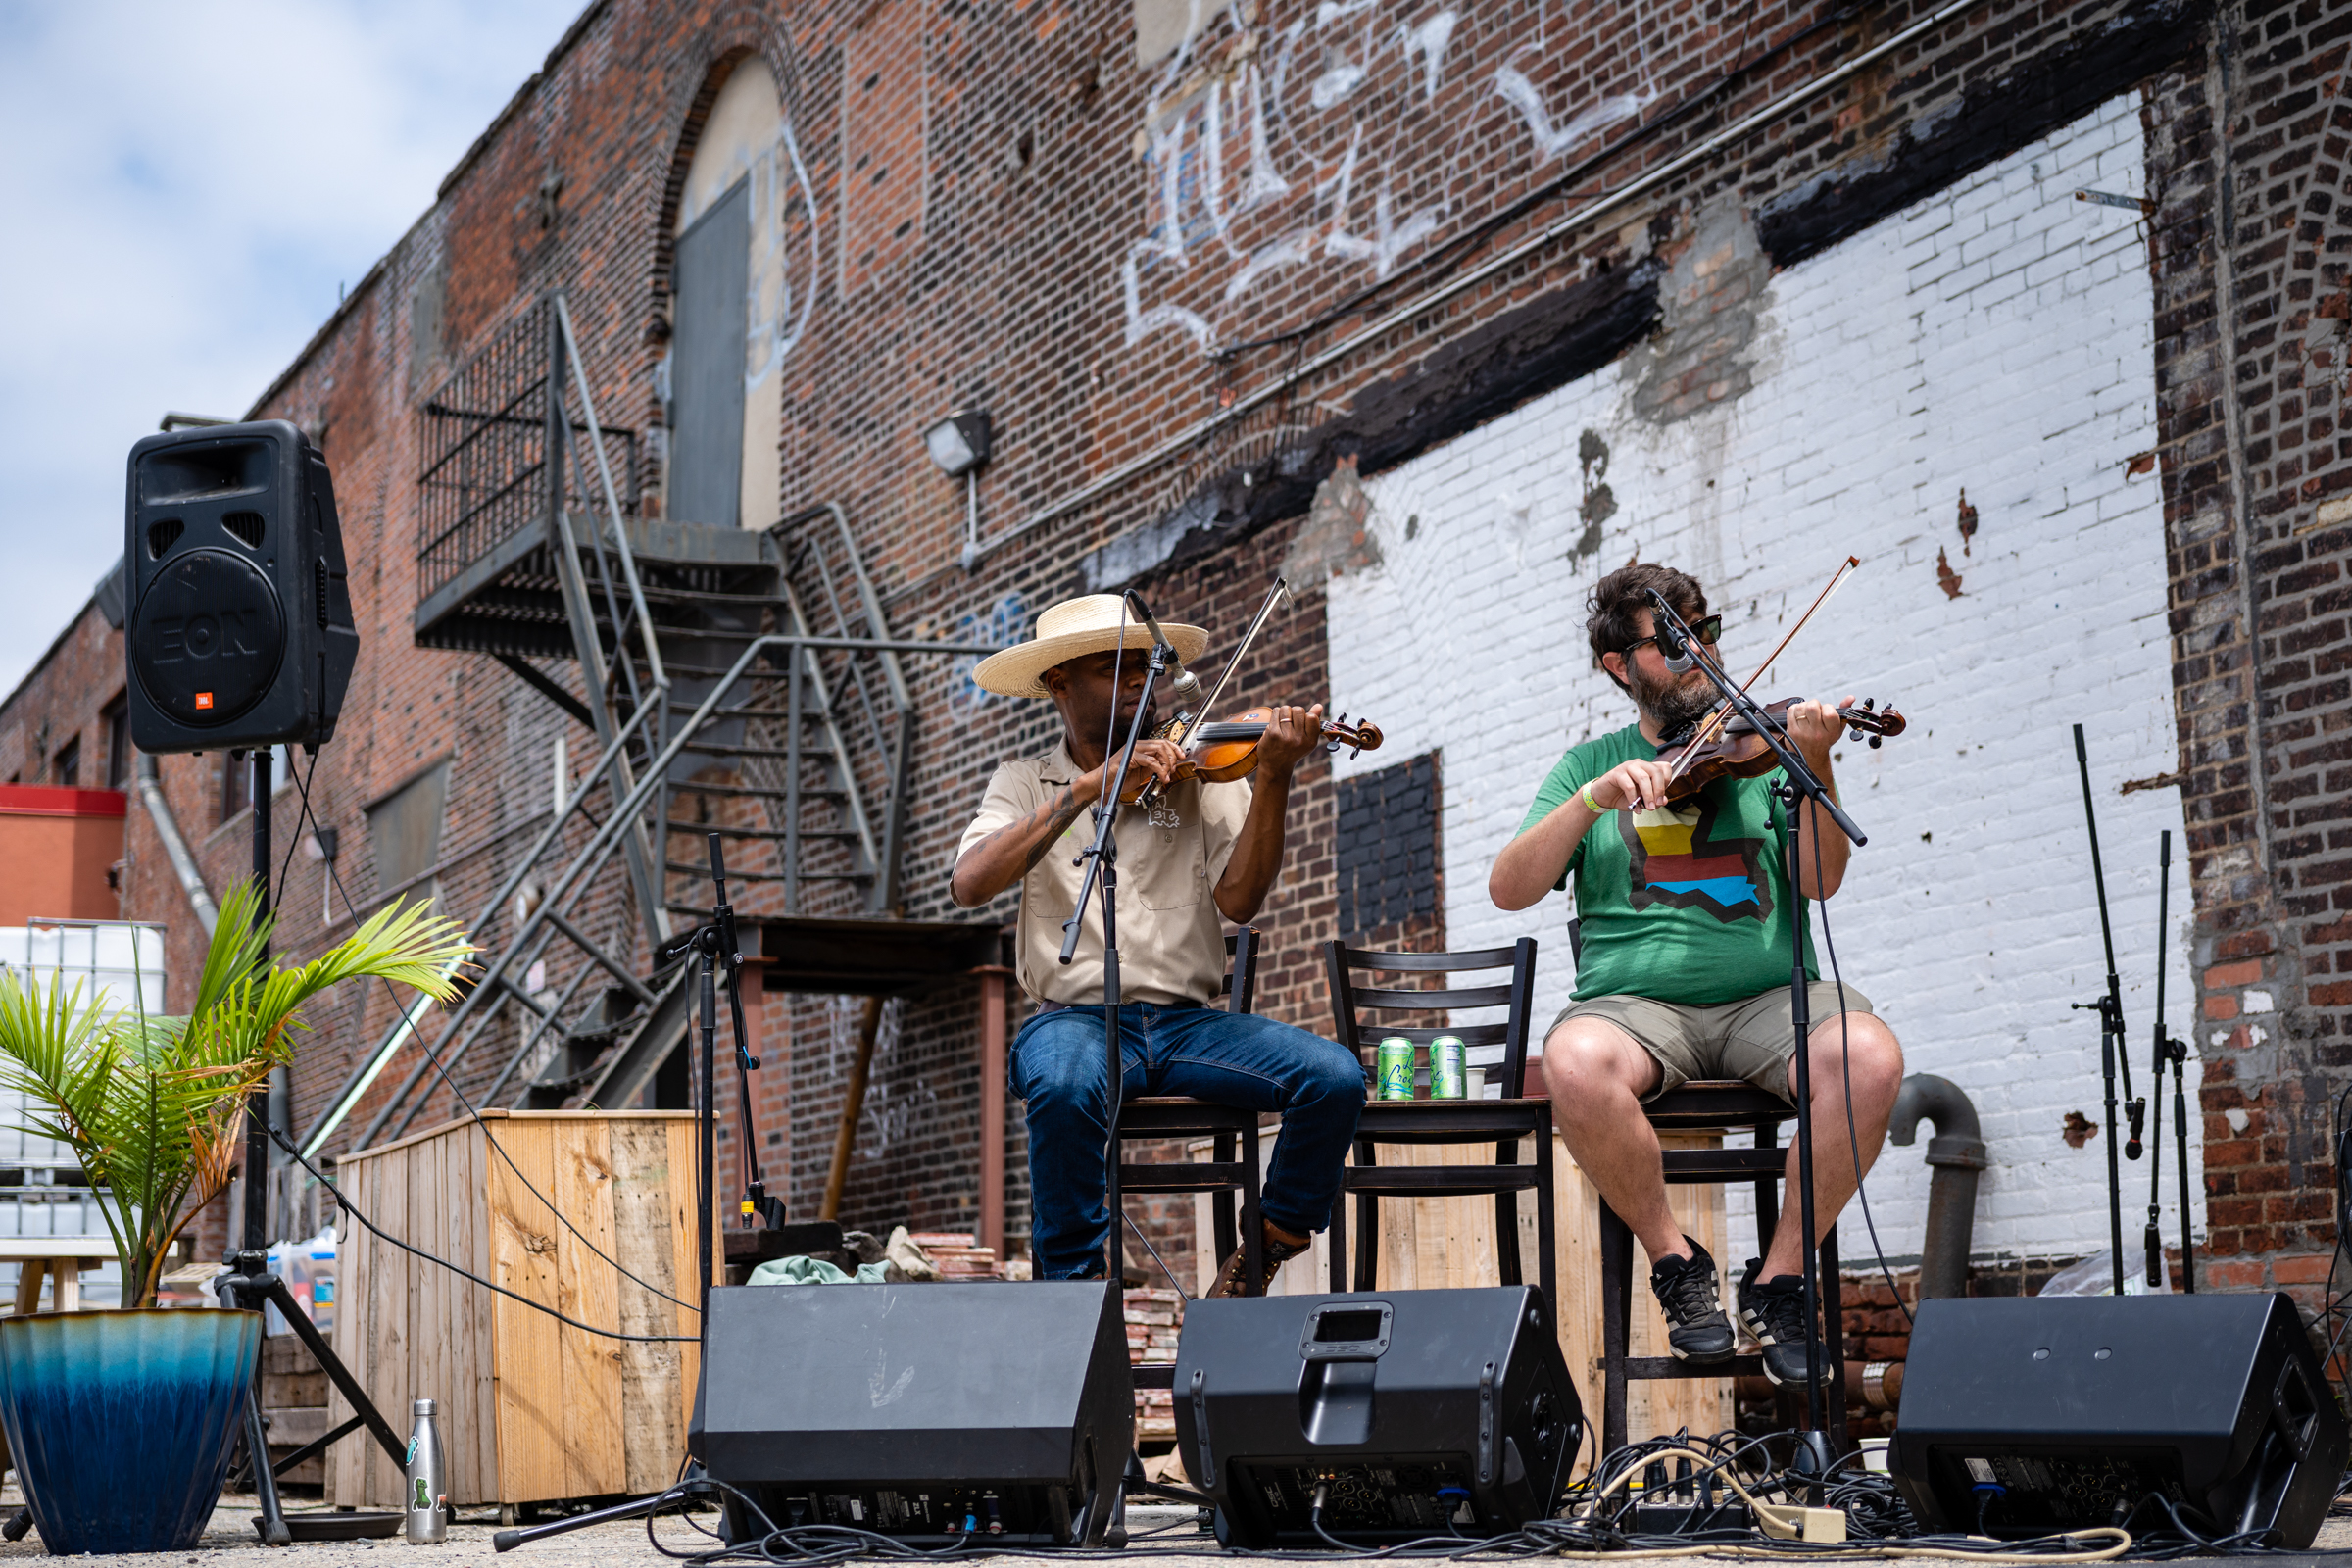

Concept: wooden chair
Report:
left=1563, top=923, right=1849, bottom=1451
left=1118, top=929, right=1264, bottom=1391
left=1320, top=938, right=1555, bottom=1327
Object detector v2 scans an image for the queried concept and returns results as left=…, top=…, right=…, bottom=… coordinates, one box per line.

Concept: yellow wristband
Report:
left=1581, top=781, right=1604, bottom=813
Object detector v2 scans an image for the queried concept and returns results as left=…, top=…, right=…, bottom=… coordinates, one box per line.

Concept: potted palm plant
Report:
left=0, top=881, right=468, bottom=1554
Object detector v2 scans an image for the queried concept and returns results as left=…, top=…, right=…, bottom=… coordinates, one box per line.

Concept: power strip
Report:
left=1628, top=1500, right=1754, bottom=1535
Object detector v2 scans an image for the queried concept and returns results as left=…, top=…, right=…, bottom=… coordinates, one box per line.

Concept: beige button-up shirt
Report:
left=956, top=739, right=1251, bottom=1006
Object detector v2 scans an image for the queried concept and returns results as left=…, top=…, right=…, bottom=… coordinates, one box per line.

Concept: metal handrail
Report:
left=329, top=636, right=999, bottom=1150
left=554, top=293, right=666, bottom=693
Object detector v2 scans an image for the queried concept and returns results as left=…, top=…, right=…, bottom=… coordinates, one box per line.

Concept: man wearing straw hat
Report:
left=952, top=594, right=1364, bottom=1294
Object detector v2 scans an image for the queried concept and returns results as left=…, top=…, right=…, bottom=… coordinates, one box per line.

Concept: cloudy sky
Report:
left=0, top=0, right=585, bottom=699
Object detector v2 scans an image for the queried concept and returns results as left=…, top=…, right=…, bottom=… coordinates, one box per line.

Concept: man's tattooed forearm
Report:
left=967, top=784, right=1088, bottom=880
left=1017, top=785, right=1088, bottom=873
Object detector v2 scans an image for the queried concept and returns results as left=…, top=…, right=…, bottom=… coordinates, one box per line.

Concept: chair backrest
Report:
left=1321, top=938, right=1538, bottom=1097
left=1222, top=927, right=1259, bottom=1015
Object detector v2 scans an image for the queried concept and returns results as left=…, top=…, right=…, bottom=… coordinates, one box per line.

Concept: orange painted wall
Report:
left=0, top=786, right=126, bottom=926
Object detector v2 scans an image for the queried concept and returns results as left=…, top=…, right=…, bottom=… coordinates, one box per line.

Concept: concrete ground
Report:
left=1, top=1493, right=2347, bottom=1565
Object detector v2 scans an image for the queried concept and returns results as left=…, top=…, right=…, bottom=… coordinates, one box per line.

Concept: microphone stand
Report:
left=2069, top=726, right=2135, bottom=1298
left=495, top=835, right=764, bottom=1557
left=1058, top=601, right=1176, bottom=1286
left=2147, top=830, right=2194, bottom=1292
left=1644, top=591, right=1864, bottom=1458
left=652, top=833, right=774, bottom=1324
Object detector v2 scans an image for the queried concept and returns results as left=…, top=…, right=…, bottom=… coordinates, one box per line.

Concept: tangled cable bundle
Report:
left=609, top=1432, right=2225, bottom=1565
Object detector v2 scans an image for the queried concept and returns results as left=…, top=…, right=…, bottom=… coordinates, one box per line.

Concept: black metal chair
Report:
left=1118, top=929, right=1264, bottom=1393
left=1320, top=938, right=1555, bottom=1327
left=1566, top=919, right=1848, bottom=1452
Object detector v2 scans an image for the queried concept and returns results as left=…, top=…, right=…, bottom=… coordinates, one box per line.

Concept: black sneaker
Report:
left=1649, top=1239, right=1735, bottom=1364
left=1737, top=1258, right=1825, bottom=1387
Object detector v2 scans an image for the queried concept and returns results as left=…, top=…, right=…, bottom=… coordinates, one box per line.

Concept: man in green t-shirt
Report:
left=1490, top=563, right=1904, bottom=1387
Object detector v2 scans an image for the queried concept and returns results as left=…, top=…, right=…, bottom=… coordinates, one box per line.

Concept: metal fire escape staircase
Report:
left=307, top=293, right=1000, bottom=1160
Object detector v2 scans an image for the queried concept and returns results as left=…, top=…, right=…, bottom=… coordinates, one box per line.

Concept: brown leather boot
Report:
left=1207, top=1220, right=1312, bottom=1298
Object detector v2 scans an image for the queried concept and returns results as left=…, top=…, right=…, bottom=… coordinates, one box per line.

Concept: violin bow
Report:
left=1661, top=555, right=1862, bottom=789
left=1133, top=576, right=1291, bottom=810
left=1165, top=575, right=1291, bottom=751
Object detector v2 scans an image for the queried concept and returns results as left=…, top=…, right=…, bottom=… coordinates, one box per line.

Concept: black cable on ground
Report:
left=287, top=759, right=698, bottom=1315
left=586, top=1441, right=2147, bottom=1566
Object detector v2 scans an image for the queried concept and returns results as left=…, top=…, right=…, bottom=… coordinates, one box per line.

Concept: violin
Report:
left=1654, top=697, right=1906, bottom=805
left=1117, top=708, right=1385, bottom=803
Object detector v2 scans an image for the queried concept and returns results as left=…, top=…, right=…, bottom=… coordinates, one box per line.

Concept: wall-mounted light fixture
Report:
left=924, top=410, right=994, bottom=568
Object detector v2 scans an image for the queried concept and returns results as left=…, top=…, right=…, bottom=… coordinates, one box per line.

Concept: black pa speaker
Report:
left=124, top=420, right=357, bottom=752
left=1889, top=1293, right=2349, bottom=1547
left=1173, top=1289, right=1579, bottom=1548
left=689, top=1281, right=1133, bottom=1545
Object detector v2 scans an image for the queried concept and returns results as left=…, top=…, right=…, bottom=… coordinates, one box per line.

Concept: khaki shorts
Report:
left=1546, top=982, right=1877, bottom=1103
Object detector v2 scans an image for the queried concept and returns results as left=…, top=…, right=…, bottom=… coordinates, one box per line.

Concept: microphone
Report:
left=1645, top=589, right=1695, bottom=672
left=1123, top=590, right=1201, bottom=698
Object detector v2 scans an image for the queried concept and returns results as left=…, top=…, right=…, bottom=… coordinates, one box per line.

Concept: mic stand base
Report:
left=493, top=1474, right=703, bottom=1552
left=213, top=1251, right=410, bottom=1548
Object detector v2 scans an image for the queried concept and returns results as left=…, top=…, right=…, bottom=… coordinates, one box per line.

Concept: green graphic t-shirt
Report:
left=1515, top=721, right=1818, bottom=1004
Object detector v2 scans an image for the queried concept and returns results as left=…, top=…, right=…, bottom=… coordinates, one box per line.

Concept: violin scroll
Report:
left=1841, top=698, right=1906, bottom=749
left=1323, top=714, right=1382, bottom=759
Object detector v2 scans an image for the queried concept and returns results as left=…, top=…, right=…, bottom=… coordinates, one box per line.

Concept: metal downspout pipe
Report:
left=1888, top=1073, right=1988, bottom=1301
left=134, top=755, right=217, bottom=934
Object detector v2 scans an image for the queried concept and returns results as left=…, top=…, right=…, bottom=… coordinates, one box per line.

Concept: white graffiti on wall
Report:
left=745, top=124, right=823, bottom=386
left=1122, top=1, right=1659, bottom=354
left=826, top=995, right=940, bottom=1160
left=678, top=118, right=825, bottom=388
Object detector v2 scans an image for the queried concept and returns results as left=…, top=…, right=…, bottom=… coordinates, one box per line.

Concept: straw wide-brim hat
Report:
left=969, top=594, right=1210, bottom=700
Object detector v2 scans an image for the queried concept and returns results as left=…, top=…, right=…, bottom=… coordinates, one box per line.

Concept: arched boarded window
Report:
left=668, top=58, right=808, bottom=532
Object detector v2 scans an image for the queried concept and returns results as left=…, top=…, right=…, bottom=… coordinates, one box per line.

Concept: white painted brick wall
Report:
left=1327, top=94, right=2199, bottom=1267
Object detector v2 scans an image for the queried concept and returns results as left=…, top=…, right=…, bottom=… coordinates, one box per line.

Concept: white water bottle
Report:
left=404, top=1397, right=448, bottom=1544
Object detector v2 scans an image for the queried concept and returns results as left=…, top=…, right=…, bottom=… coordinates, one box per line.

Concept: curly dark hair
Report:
left=1587, top=563, right=1708, bottom=692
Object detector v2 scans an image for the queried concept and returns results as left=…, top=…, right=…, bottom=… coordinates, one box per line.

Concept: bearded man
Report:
left=1489, top=563, right=1903, bottom=1386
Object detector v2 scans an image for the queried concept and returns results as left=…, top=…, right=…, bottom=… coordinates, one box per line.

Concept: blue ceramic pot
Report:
left=0, top=1307, right=261, bottom=1554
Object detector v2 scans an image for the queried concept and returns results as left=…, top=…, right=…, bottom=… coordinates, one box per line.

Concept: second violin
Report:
left=1653, top=697, right=1906, bottom=804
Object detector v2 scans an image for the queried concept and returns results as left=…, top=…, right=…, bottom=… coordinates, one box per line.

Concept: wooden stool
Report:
left=1595, top=1080, right=1848, bottom=1453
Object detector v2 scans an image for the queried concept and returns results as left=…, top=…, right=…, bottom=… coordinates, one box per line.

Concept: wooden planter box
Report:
left=326, top=1111, right=716, bottom=1511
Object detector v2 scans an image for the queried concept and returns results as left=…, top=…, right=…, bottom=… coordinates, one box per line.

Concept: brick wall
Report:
left=1328, top=92, right=2208, bottom=1270
left=6, top=0, right=2345, bottom=1318
left=2144, top=1, right=2352, bottom=1303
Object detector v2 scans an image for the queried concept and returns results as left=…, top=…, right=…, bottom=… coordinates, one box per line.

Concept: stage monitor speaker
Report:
left=124, top=420, right=357, bottom=753
left=1173, top=1288, right=1579, bottom=1548
left=1889, top=1293, right=2348, bottom=1547
left=689, top=1280, right=1133, bottom=1545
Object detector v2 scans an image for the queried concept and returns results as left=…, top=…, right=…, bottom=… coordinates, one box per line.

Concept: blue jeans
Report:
left=1011, top=1001, right=1366, bottom=1280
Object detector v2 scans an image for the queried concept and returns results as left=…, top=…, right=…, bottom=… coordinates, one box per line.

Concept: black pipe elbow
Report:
left=1890, top=1072, right=1987, bottom=1170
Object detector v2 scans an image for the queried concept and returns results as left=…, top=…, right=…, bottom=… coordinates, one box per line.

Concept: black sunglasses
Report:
left=1623, top=613, right=1723, bottom=657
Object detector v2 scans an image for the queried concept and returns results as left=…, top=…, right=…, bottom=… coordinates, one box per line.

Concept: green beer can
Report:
left=1376, top=1037, right=1416, bottom=1101
left=1431, top=1035, right=1467, bottom=1100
